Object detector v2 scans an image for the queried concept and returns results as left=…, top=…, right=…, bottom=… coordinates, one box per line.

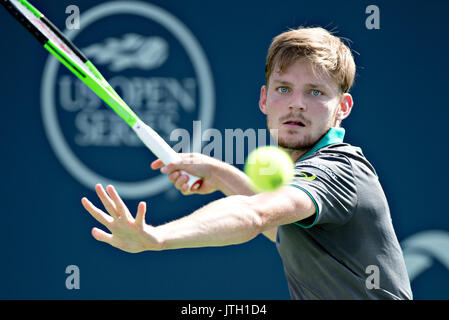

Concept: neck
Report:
left=280, top=147, right=310, bottom=163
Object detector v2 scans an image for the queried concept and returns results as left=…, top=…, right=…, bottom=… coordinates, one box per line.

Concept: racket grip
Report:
left=132, top=121, right=203, bottom=192
left=181, top=170, right=203, bottom=192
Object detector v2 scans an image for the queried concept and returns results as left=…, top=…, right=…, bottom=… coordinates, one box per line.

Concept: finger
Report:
left=91, top=227, right=113, bottom=244
left=180, top=182, right=190, bottom=195
left=135, top=201, right=147, bottom=229
left=160, top=162, right=182, bottom=175
left=151, top=159, right=164, bottom=170
left=174, top=174, right=188, bottom=190
left=106, top=185, right=132, bottom=221
left=168, top=171, right=180, bottom=183
left=95, top=184, right=118, bottom=219
left=82, top=197, right=114, bottom=227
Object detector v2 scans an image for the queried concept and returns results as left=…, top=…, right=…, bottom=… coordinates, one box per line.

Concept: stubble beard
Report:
left=267, top=110, right=339, bottom=153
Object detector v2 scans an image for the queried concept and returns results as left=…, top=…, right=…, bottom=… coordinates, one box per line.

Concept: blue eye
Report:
left=311, top=89, right=322, bottom=96
left=277, top=86, right=289, bottom=93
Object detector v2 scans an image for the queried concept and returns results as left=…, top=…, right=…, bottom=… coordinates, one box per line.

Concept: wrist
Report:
left=144, top=225, right=166, bottom=251
left=210, top=161, right=255, bottom=196
left=207, top=159, right=227, bottom=189
left=209, top=160, right=234, bottom=191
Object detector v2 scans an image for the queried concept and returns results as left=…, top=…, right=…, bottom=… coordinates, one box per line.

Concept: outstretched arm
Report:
left=151, top=153, right=279, bottom=241
left=82, top=183, right=315, bottom=252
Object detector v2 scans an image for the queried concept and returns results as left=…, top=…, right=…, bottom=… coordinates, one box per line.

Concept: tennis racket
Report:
left=1, top=0, right=203, bottom=192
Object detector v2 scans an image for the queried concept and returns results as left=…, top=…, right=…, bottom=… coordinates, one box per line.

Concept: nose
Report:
left=288, top=92, right=306, bottom=112
left=289, top=104, right=306, bottom=112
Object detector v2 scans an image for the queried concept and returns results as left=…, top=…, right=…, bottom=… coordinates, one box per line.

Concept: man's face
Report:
left=260, top=59, right=352, bottom=153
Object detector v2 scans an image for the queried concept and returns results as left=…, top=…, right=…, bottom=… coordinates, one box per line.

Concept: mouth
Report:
left=282, top=119, right=306, bottom=128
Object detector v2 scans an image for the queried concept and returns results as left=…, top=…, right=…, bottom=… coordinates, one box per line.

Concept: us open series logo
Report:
left=41, top=1, right=215, bottom=198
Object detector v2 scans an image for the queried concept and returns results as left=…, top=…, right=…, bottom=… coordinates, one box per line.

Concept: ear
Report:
left=336, top=93, right=354, bottom=122
left=259, top=85, right=268, bottom=115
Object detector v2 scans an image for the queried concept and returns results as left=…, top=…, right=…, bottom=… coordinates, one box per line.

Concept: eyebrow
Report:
left=271, top=79, right=327, bottom=89
left=271, top=80, right=294, bottom=86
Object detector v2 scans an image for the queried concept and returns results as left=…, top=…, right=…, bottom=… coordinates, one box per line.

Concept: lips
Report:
left=282, top=119, right=306, bottom=127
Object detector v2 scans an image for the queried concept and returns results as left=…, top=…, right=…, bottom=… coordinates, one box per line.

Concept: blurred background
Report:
left=0, top=0, right=448, bottom=299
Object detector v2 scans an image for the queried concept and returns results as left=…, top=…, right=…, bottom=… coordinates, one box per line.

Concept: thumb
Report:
left=160, top=160, right=188, bottom=174
left=151, top=159, right=164, bottom=170
left=135, top=201, right=147, bottom=228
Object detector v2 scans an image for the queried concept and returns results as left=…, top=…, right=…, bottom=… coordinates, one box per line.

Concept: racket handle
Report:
left=132, top=120, right=203, bottom=192
left=181, top=170, right=203, bottom=191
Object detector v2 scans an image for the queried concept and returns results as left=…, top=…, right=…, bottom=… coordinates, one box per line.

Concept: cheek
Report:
left=307, top=102, right=328, bottom=120
left=266, top=94, right=284, bottom=109
left=313, top=100, right=336, bottom=115
left=264, top=96, right=285, bottom=117
left=307, top=103, right=337, bottom=129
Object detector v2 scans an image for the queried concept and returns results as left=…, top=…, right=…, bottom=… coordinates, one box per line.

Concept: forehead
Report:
left=270, top=59, right=339, bottom=92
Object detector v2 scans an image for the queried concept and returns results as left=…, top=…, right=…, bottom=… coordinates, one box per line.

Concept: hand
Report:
left=151, top=153, right=220, bottom=195
left=81, top=184, right=162, bottom=253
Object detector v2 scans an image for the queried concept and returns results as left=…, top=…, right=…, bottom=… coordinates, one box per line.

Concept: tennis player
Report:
left=82, top=26, right=412, bottom=300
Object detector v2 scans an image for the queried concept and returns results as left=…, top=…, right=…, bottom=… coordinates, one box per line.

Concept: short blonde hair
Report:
left=265, top=27, right=356, bottom=93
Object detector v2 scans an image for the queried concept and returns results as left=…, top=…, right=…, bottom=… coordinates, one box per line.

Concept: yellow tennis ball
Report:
left=244, top=146, right=294, bottom=192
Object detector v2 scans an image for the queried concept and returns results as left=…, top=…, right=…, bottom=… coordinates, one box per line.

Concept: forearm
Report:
left=154, top=195, right=263, bottom=250
left=211, top=161, right=256, bottom=197
left=210, top=162, right=278, bottom=242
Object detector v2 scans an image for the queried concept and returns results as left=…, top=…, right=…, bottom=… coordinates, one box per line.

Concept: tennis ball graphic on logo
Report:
left=244, top=146, right=294, bottom=192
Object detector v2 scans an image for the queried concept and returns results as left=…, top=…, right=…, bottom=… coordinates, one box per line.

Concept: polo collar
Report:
left=298, top=127, right=345, bottom=161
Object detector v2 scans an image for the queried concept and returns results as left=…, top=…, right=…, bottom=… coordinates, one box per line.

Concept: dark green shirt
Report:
left=276, top=127, right=412, bottom=300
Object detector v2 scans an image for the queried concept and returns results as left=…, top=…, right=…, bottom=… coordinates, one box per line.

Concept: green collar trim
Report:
left=298, top=127, right=345, bottom=161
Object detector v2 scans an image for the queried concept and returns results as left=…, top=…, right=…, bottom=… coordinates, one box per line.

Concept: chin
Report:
left=268, top=120, right=328, bottom=150
left=277, top=135, right=315, bottom=150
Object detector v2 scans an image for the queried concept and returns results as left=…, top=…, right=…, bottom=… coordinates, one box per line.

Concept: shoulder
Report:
left=297, top=143, right=377, bottom=179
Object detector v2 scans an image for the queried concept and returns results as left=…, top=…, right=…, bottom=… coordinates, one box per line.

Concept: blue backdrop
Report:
left=0, top=0, right=448, bottom=299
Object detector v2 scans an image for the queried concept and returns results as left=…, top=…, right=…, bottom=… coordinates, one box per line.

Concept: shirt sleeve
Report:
left=289, top=152, right=357, bottom=229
